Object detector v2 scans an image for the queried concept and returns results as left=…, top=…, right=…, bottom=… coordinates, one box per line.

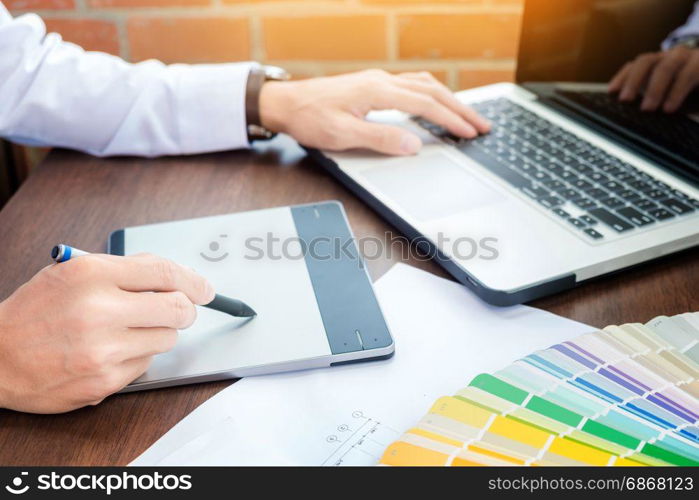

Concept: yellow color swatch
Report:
left=380, top=441, right=449, bottom=466
left=488, top=416, right=552, bottom=449
left=548, top=438, right=613, bottom=466
left=429, top=396, right=493, bottom=428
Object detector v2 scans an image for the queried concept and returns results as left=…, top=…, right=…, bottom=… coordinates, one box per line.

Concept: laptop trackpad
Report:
left=360, top=150, right=506, bottom=221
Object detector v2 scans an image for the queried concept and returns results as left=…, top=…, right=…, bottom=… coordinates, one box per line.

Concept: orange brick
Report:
left=127, top=17, right=250, bottom=63
left=44, top=18, right=119, bottom=55
left=361, top=0, right=481, bottom=3
left=5, top=0, right=74, bottom=9
left=398, top=14, right=521, bottom=59
left=222, top=0, right=340, bottom=3
left=458, top=68, right=514, bottom=89
left=263, top=16, right=386, bottom=61
left=90, top=0, right=209, bottom=8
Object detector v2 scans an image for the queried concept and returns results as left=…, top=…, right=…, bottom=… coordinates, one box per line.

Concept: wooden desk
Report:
left=0, top=138, right=697, bottom=465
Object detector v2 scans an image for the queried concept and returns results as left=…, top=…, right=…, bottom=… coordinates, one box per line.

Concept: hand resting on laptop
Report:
left=259, top=69, right=491, bottom=156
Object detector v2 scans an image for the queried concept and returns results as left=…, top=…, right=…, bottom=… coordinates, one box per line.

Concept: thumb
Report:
left=345, top=118, right=423, bottom=156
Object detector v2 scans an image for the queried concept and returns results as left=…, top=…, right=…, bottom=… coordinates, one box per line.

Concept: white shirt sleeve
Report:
left=0, top=3, right=253, bottom=157
left=662, top=1, right=699, bottom=50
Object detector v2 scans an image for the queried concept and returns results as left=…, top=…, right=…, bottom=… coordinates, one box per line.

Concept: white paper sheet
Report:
left=131, top=264, right=593, bottom=466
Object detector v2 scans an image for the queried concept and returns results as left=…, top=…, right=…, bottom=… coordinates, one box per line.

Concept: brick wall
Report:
left=7, top=0, right=523, bottom=90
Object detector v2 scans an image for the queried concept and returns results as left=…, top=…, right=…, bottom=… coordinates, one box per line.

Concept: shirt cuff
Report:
left=662, top=28, right=699, bottom=50
left=171, top=61, right=259, bottom=154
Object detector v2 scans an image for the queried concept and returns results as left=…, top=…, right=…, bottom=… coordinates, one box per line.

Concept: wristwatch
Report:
left=670, top=34, right=699, bottom=50
left=245, top=65, right=291, bottom=142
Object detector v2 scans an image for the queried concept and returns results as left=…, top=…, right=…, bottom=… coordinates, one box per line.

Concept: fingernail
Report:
left=641, top=99, right=655, bottom=111
left=465, top=125, right=479, bottom=138
left=400, top=134, right=422, bottom=155
left=205, top=281, right=216, bottom=302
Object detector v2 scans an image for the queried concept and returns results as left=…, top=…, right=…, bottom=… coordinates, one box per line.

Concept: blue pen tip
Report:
left=51, top=245, right=61, bottom=260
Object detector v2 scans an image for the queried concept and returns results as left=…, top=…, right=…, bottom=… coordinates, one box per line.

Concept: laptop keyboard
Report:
left=414, top=98, right=698, bottom=241
left=557, top=90, right=699, bottom=161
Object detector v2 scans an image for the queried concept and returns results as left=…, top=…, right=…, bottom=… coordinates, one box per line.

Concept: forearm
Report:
left=0, top=9, right=253, bottom=157
left=0, top=301, right=14, bottom=410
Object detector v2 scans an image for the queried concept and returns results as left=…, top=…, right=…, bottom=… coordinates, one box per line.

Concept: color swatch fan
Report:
left=380, top=313, right=699, bottom=466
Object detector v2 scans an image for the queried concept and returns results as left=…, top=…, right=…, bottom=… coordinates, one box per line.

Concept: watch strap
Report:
left=245, top=67, right=267, bottom=139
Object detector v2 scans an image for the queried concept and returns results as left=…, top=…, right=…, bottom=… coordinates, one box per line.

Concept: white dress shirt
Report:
left=663, top=1, right=699, bottom=49
left=0, top=2, right=252, bottom=157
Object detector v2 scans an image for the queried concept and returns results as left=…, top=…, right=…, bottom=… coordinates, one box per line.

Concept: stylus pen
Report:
left=51, top=244, right=257, bottom=318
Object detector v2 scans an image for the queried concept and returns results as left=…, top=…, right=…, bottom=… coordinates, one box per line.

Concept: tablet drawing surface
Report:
left=123, top=207, right=331, bottom=384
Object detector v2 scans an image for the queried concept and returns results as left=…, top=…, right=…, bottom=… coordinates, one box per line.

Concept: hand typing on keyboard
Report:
left=259, top=69, right=490, bottom=156
left=608, top=45, right=699, bottom=113
left=415, top=98, right=697, bottom=242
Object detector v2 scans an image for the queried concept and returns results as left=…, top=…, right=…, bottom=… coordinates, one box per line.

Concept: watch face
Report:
left=264, top=65, right=291, bottom=81
left=247, top=124, right=277, bottom=141
left=677, top=36, right=699, bottom=49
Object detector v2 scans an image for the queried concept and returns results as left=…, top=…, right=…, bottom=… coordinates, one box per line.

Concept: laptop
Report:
left=308, top=0, right=699, bottom=306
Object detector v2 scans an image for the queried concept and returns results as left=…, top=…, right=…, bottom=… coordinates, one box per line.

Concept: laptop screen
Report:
left=516, top=0, right=697, bottom=83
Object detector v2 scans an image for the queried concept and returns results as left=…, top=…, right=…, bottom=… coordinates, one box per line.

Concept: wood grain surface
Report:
left=0, top=138, right=696, bottom=465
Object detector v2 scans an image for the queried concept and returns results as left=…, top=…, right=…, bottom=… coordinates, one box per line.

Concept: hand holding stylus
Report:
left=0, top=250, right=216, bottom=413
left=52, top=245, right=256, bottom=318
